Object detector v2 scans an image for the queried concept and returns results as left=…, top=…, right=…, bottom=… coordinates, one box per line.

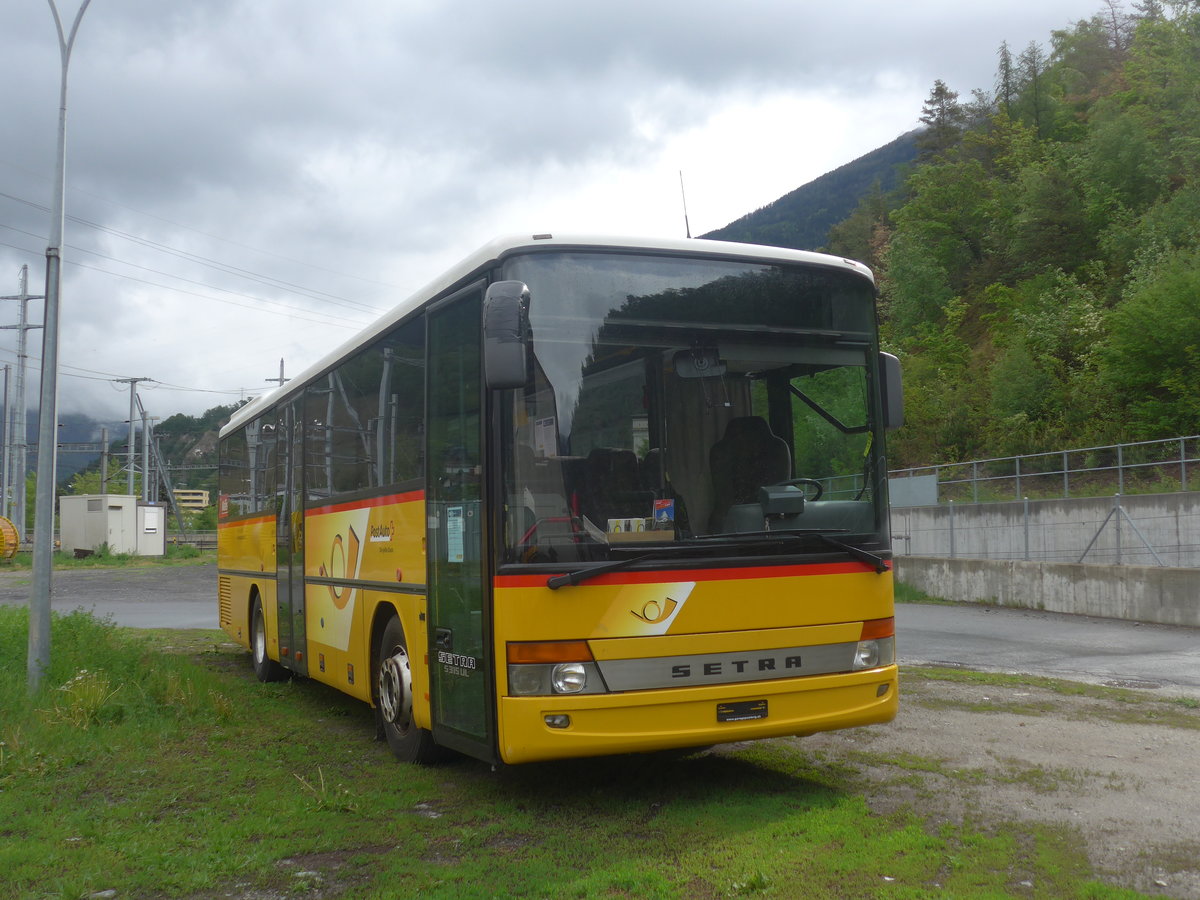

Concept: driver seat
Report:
left=709, top=416, right=791, bottom=531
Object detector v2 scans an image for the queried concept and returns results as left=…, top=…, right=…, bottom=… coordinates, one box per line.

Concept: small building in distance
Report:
left=59, top=494, right=166, bottom=557
left=173, top=489, right=210, bottom=510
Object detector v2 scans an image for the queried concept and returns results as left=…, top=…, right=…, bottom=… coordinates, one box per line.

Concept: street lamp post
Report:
left=29, top=0, right=92, bottom=692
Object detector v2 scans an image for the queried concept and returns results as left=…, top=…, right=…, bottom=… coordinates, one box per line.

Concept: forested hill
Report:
left=714, top=3, right=1200, bottom=470
left=702, top=130, right=919, bottom=249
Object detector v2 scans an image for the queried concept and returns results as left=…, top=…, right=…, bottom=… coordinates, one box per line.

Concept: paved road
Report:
left=897, top=602, right=1200, bottom=697
left=2, top=564, right=1198, bottom=696
left=0, top=564, right=218, bottom=629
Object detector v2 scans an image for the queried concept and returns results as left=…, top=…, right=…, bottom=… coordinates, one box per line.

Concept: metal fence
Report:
left=887, top=436, right=1200, bottom=568
left=169, top=530, right=216, bottom=550
left=888, top=435, right=1200, bottom=504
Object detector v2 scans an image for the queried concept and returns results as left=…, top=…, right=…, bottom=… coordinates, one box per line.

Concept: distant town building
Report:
left=173, top=489, right=210, bottom=510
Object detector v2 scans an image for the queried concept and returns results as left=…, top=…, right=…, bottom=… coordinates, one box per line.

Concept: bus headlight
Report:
left=551, top=662, right=587, bottom=694
left=506, top=641, right=606, bottom=696
left=852, top=636, right=895, bottom=671
left=507, top=662, right=605, bottom=695
left=508, top=665, right=548, bottom=695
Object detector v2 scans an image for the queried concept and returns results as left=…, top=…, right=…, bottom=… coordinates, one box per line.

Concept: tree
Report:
left=1132, top=0, right=1166, bottom=20
left=917, top=79, right=966, bottom=157
left=996, top=41, right=1018, bottom=116
left=1017, top=41, right=1051, bottom=138
left=1006, top=157, right=1094, bottom=274
left=1100, top=0, right=1136, bottom=54
left=824, top=182, right=890, bottom=269
left=1102, top=247, right=1200, bottom=438
left=878, top=231, right=955, bottom=342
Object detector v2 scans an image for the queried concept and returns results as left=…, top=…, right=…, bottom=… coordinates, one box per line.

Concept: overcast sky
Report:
left=0, top=0, right=1107, bottom=424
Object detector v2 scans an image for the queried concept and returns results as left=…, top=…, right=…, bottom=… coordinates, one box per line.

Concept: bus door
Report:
left=426, top=284, right=495, bottom=762
left=275, top=397, right=308, bottom=676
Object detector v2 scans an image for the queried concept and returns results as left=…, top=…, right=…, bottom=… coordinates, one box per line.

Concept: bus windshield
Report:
left=499, top=250, right=889, bottom=566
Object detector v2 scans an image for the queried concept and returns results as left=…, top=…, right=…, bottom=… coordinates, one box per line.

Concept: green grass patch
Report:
left=0, top=545, right=213, bottom=571
left=892, top=582, right=954, bottom=606
left=0, top=608, right=1146, bottom=899
left=904, top=665, right=1200, bottom=729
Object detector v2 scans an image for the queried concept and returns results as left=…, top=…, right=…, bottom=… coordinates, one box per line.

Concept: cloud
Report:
left=0, top=0, right=1105, bottom=419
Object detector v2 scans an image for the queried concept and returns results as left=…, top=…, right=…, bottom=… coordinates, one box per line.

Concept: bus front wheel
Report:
left=375, top=616, right=438, bottom=764
left=251, top=595, right=286, bottom=683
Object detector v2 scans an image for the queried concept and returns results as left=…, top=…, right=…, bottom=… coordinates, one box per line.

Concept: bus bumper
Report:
left=497, top=665, right=898, bottom=764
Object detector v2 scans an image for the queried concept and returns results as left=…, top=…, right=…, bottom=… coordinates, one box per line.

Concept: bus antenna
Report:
left=679, top=171, right=692, bottom=239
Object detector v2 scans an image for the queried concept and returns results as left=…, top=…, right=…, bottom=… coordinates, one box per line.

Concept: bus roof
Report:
left=220, top=233, right=874, bottom=437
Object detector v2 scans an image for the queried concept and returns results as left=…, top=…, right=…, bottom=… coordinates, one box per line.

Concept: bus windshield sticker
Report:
left=534, top=416, right=556, bottom=457
left=447, top=506, right=464, bottom=563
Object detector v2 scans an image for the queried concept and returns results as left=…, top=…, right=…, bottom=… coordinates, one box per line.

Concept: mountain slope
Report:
left=702, top=129, right=920, bottom=250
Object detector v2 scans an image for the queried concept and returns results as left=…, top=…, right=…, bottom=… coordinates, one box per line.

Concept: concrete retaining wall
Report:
left=891, top=491, right=1200, bottom=567
left=895, top=556, right=1200, bottom=628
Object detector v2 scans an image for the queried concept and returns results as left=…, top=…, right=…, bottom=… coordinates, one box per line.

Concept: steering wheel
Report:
left=771, top=477, right=824, bottom=501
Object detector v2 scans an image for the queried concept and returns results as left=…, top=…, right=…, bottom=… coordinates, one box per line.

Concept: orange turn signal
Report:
left=860, top=617, right=895, bottom=640
left=507, top=640, right=594, bottom=664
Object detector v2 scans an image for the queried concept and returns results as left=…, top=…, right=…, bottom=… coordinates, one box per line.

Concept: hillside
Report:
left=709, top=4, right=1200, bottom=470
left=702, top=130, right=919, bottom=250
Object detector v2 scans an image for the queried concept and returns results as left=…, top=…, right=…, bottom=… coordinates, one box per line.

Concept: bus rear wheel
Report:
left=251, top=595, right=286, bottom=682
left=375, top=616, right=438, bottom=764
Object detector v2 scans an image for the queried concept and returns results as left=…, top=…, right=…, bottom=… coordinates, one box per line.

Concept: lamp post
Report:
left=29, top=0, right=92, bottom=692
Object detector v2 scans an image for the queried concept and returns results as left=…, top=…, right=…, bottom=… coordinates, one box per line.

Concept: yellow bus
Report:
left=217, top=233, right=903, bottom=765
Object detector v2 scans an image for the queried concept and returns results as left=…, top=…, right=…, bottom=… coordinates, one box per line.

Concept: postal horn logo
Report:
left=631, top=597, right=678, bottom=625
left=318, top=524, right=361, bottom=610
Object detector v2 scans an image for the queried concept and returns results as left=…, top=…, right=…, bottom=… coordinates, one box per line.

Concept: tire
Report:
left=251, top=595, right=287, bottom=683
left=375, top=616, right=439, bottom=764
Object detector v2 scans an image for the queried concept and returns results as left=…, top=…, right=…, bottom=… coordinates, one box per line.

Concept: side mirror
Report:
left=880, top=351, right=904, bottom=431
left=483, top=280, right=530, bottom=390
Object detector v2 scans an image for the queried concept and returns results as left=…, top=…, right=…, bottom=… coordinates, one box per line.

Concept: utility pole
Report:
left=99, top=425, right=108, bottom=493
left=141, top=407, right=150, bottom=502
left=2, top=364, right=9, bottom=522
left=1, top=264, right=44, bottom=543
left=141, top=414, right=159, bottom=503
left=115, top=377, right=151, bottom=495
left=30, top=0, right=92, bottom=693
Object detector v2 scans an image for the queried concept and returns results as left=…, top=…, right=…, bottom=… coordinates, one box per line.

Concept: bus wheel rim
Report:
left=379, top=646, right=414, bottom=729
left=253, top=613, right=266, bottom=663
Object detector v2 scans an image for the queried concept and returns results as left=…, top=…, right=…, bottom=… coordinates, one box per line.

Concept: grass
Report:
left=0, top=544, right=212, bottom=570
left=892, top=582, right=960, bottom=606
left=904, top=665, right=1200, bottom=725
left=0, top=608, right=1152, bottom=899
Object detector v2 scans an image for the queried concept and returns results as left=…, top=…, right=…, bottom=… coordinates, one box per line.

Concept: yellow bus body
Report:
left=221, top=493, right=896, bottom=764
left=493, top=565, right=896, bottom=763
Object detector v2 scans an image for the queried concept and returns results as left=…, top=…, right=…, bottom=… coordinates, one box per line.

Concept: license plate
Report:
left=717, top=699, right=768, bottom=722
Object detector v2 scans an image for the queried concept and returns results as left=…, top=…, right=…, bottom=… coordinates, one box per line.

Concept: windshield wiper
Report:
left=694, top=530, right=889, bottom=574
left=693, top=529, right=843, bottom=548
left=815, top=534, right=889, bottom=574
left=545, top=531, right=888, bottom=589
left=546, top=554, right=658, bottom=590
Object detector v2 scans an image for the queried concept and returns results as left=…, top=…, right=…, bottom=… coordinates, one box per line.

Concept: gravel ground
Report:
left=791, top=673, right=1200, bottom=898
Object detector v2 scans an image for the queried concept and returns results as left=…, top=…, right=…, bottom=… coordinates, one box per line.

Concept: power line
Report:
left=0, top=161, right=403, bottom=298
left=0, top=188, right=390, bottom=314
left=1, top=224, right=375, bottom=329
left=0, top=345, right=253, bottom=397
